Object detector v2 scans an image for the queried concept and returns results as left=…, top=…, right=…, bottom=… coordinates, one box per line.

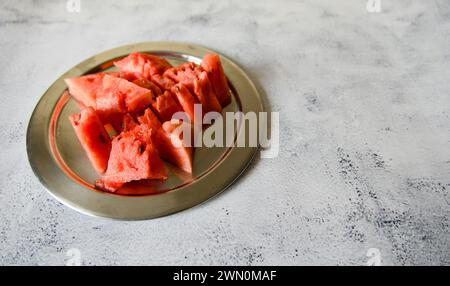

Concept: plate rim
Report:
left=26, top=41, right=263, bottom=220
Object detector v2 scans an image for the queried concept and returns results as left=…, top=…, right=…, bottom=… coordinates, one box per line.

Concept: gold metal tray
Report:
left=26, top=42, right=263, bottom=220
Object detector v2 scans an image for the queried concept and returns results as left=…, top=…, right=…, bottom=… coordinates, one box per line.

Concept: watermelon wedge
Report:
left=163, top=62, right=199, bottom=90
left=69, top=107, right=111, bottom=174
left=138, top=107, right=161, bottom=130
left=153, top=120, right=194, bottom=173
left=65, top=72, right=118, bottom=108
left=96, top=125, right=167, bottom=192
left=200, top=54, right=231, bottom=107
left=193, top=71, right=222, bottom=113
left=99, top=75, right=153, bottom=114
left=95, top=83, right=126, bottom=115
left=114, top=52, right=172, bottom=79
left=133, top=78, right=182, bottom=122
left=137, top=112, right=193, bottom=173
left=152, top=91, right=183, bottom=122
left=95, top=77, right=127, bottom=131
left=164, top=62, right=222, bottom=114
left=171, top=83, right=199, bottom=123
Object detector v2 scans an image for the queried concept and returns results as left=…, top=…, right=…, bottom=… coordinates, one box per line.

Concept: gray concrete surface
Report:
left=0, top=0, right=449, bottom=265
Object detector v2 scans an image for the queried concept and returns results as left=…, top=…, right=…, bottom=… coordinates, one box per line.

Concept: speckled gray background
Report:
left=1, top=0, right=449, bottom=265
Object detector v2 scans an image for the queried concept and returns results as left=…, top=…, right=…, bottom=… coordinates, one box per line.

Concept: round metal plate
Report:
left=27, top=42, right=263, bottom=220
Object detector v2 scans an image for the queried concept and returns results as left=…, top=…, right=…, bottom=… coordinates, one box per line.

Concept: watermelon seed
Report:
left=99, top=134, right=107, bottom=144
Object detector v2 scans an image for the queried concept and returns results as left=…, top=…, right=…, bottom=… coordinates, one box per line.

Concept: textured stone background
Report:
left=1, top=0, right=449, bottom=265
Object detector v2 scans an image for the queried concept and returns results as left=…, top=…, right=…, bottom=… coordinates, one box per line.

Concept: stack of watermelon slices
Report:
left=66, top=52, right=231, bottom=192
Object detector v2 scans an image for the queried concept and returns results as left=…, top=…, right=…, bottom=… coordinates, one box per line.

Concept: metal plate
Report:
left=27, top=42, right=263, bottom=220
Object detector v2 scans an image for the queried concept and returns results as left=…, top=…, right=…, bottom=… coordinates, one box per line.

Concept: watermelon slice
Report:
left=137, top=112, right=193, bottom=173
left=153, top=120, right=194, bottom=173
left=96, top=125, right=167, bottom=192
left=200, top=54, right=231, bottom=107
left=95, top=77, right=127, bottom=130
left=171, top=83, right=199, bottom=123
left=114, top=52, right=172, bottom=79
left=164, top=62, right=222, bottom=114
left=193, top=71, right=222, bottom=113
left=138, top=107, right=161, bottom=130
left=98, top=75, right=153, bottom=114
left=65, top=72, right=118, bottom=108
left=95, top=83, right=126, bottom=115
left=69, top=107, right=111, bottom=174
left=163, top=62, right=198, bottom=90
left=133, top=78, right=183, bottom=122
left=152, top=91, right=183, bottom=122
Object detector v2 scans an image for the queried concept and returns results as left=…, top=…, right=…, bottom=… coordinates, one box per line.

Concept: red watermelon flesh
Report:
left=200, top=54, right=231, bottom=107
left=163, top=62, right=198, bottom=89
left=114, top=52, right=172, bottom=79
left=96, top=85, right=126, bottom=115
left=164, top=62, right=222, bottom=114
left=99, top=75, right=153, bottom=114
left=95, top=76, right=127, bottom=130
left=152, top=91, right=183, bottom=122
left=171, top=83, right=200, bottom=123
left=153, top=120, right=194, bottom=173
left=69, top=107, right=111, bottom=174
left=151, top=74, right=176, bottom=91
left=193, top=71, right=222, bottom=113
left=136, top=115, right=194, bottom=173
left=66, top=53, right=236, bottom=189
left=121, top=113, right=138, bottom=132
left=117, top=71, right=140, bottom=81
left=65, top=72, right=119, bottom=108
left=132, top=77, right=183, bottom=122
left=132, top=78, right=162, bottom=96
left=132, top=77, right=182, bottom=122
left=138, top=107, right=161, bottom=130
left=96, top=125, right=167, bottom=192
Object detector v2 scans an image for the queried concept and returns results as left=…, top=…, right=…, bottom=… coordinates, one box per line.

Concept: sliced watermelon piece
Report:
left=69, top=107, right=111, bottom=174
left=96, top=125, right=167, bottom=192
left=114, top=52, right=172, bottom=79
left=65, top=72, right=118, bottom=108
left=138, top=107, right=161, bottom=130
left=152, top=91, right=183, bottom=122
left=95, top=76, right=127, bottom=130
left=133, top=77, right=182, bottom=122
left=193, top=71, right=222, bottom=113
left=95, top=84, right=126, bottom=115
left=99, top=75, right=153, bottom=114
left=171, top=83, right=199, bottom=123
left=163, top=62, right=198, bottom=90
left=163, top=62, right=222, bottom=114
left=200, top=54, right=231, bottom=107
left=153, top=120, right=194, bottom=173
